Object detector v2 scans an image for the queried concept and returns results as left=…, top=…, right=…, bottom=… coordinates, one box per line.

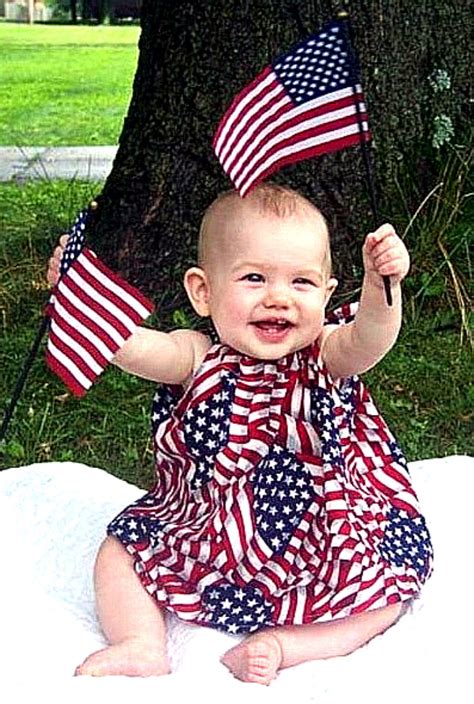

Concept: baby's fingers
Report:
left=364, top=224, right=397, bottom=253
left=371, top=250, right=409, bottom=278
left=363, top=225, right=410, bottom=283
left=46, top=234, right=69, bottom=285
left=46, top=256, right=60, bottom=285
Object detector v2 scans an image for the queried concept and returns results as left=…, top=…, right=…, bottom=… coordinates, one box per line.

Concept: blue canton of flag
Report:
left=59, top=209, right=88, bottom=275
left=379, top=508, right=433, bottom=579
left=108, top=504, right=165, bottom=549
left=311, top=387, right=344, bottom=467
left=213, top=19, right=370, bottom=196
left=151, top=386, right=179, bottom=435
left=388, top=439, right=408, bottom=469
left=272, top=22, right=359, bottom=103
left=253, top=445, right=316, bottom=555
left=202, top=582, right=274, bottom=634
left=183, top=372, right=236, bottom=490
left=338, top=377, right=357, bottom=429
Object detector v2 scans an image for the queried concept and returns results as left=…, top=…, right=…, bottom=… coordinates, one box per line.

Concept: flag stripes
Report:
left=46, top=246, right=154, bottom=396
left=213, top=21, right=370, bottom=196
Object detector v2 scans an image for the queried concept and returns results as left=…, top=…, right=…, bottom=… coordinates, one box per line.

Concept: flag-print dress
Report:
left=108, top=306, right=433, bottom=634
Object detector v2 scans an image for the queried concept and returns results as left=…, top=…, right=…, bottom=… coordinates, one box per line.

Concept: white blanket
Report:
left=1, top=456, right=472, bottom=703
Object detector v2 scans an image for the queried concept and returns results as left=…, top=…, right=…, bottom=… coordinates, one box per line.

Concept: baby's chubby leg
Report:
left=75, top=535, right=170, bottom=677
left=221, top=601, right=404, bottom=685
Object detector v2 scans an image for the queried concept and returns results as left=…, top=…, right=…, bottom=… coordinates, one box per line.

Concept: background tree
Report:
left=27, top=0, right=35, bottom=23
left=70, top=0, right=77, bottom=23
left=85, top=0, right=471, bottom=325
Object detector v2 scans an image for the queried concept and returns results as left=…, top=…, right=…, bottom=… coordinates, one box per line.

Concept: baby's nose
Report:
left=263, top=284, right=291, bottom=307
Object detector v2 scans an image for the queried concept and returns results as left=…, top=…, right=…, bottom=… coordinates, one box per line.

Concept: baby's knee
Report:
left=94, top=535, right=134, bottom=574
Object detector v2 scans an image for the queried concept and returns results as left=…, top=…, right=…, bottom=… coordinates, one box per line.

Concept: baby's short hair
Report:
left=198, top=183, right=332, bottom=275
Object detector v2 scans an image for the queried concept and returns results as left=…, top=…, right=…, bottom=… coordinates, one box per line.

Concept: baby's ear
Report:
left=183, top=267, right=211, bottom=317
left=324, top=277, right=338, bottom=306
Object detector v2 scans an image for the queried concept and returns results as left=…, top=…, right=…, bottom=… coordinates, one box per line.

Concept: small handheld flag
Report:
left=213, top=15, right=392, bottom=305
left=1, top=205, right=155, bottom=442
left=213, top=19, right=370, bottom=198
left=45, top=208, right=155, bottom=397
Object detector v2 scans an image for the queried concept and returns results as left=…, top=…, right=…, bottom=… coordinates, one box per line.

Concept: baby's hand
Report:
left=362, top=224, right=410, bottom=288
left=46, top=234, right=69, bottom=286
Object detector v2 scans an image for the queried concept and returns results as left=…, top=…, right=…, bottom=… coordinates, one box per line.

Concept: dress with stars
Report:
left=108, top=305, right=433, bottom=635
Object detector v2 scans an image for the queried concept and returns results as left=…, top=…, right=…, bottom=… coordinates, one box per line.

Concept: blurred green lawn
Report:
left=0, top=23, right=140, bottom=145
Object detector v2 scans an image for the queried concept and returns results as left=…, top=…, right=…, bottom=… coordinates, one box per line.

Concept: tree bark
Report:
left=82, top=0, right=93, bottom=21
left=96, top=0, right=112, bottom=24
left=86, top=0, right=472, bottom=323
left=27, top=0, right=35, bottom=24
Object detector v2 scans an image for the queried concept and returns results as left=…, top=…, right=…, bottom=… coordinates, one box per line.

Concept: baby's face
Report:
left=199, top=205, right=337, bottom=360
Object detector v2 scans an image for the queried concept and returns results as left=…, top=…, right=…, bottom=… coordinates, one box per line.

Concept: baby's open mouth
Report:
left=252, top=319, right=293, bottom=332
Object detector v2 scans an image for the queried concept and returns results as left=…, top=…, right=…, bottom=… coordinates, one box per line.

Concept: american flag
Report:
left=108, top=325, right=433, bottom=634
left=45, top=209, right=154, bottom=396
left=213, top=20, right=370, bottom=196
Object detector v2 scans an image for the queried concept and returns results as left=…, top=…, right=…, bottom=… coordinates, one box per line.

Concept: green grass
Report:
left=0, top=23, right=140, bottom=146
left=365, top=322, right=473, bottom=460
left=0, top=180, right=472, bottom=486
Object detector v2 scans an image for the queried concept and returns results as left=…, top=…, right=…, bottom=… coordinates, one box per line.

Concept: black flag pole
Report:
left=0, top=315, right=50, bottom=444
left=336, top=10, right=392, bottom=306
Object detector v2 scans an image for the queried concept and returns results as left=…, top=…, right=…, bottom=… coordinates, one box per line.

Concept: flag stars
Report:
left=108, top=512, right=164, bottom=547
left=379, top=507, right=433, bottom=578
left=253, top=445, right=315, bottom=555
left=203, top=584, right=273, bottom=634
left=183, top=374, right=236, bottom=490
left=273, top=24, right=356, bottom=103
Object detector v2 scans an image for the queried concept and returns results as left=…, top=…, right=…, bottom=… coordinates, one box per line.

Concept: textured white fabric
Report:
left=1, top=456, right=472, bottom=703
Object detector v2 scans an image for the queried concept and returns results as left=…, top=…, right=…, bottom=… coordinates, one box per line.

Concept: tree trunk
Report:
left=96, top=0, right=112, bottom=24
left=82, top=0, right=93, bottom=21
left=27, top=0, right=35, bottom=24
left=90, top=0, right=350, bottom=317
left=71, top=0, right=78, bottom=23
left=87, top=0, right=471, bottom=323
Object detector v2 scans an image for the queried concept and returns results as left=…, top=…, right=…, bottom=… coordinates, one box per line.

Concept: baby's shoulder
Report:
left=168, top=329, right=213, bottom=380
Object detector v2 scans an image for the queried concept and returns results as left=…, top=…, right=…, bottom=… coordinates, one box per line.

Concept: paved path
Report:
left=0, top=146, right=117, bottom=182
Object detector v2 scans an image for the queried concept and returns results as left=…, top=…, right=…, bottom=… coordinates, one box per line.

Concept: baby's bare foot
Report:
left=221, top=631, right=282, bottom=685
left=74, top=637, right=171, bottom=677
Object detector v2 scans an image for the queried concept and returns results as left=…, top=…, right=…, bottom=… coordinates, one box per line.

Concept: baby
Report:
left=49, top=183, right=432, bottom=685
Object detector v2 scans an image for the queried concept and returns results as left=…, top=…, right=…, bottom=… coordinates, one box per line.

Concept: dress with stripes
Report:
left=108, top=305, right=433, bottom=634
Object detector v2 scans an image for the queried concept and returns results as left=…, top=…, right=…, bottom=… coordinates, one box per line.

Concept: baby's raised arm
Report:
left=321, top=224, right=410, bottom=380
left=46, top=236, right=211, bottom=386
left=114, top=327, right=211, bottom=385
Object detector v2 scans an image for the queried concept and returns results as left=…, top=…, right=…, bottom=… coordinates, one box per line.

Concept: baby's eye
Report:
left=242, top=273, right=264, bottom=283
left=293, top=277, right=316, bottom=287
